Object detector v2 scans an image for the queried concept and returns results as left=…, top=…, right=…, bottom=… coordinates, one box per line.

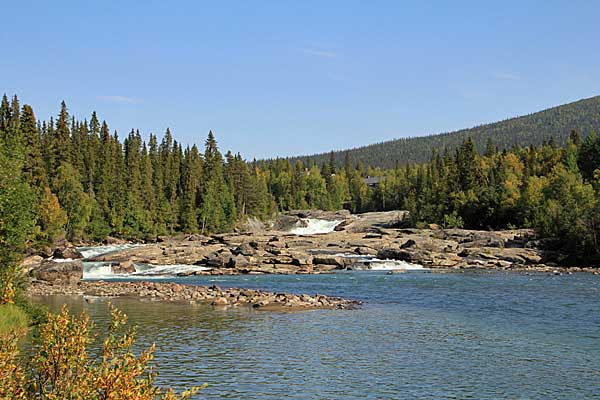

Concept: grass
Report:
left=0, top=303, right=29, bottom=334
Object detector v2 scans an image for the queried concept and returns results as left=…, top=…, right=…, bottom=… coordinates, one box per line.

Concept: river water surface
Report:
left=33, top=271, right=600, bottom=399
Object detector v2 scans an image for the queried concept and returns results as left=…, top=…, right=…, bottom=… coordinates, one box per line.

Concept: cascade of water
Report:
left=289, top=219, right=342, bottom=235
left=78, top=244, right=141, bottom=260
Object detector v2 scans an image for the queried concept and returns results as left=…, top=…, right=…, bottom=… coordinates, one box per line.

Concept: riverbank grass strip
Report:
left=0, top=304, right=28, bottom=334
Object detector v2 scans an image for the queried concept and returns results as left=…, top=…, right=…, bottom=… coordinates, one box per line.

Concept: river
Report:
left=31, top=269, right=600, bottom=399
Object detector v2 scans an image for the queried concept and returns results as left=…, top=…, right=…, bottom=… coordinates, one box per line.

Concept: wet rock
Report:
left=312, top=255, right=347, bottom=268
left=111, top=260, right=136, bottom=274
left=376, top=248, right=412, bottom=262
left=211, top=297, right=229, bottom=306
left=334, top=220, right=350, bottom=231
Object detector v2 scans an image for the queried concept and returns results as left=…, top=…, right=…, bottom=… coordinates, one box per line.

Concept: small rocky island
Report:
left=28, top=280, right=359, bottom=311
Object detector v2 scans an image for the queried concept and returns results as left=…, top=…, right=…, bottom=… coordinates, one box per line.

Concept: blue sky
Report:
left=2, top=1, right=600, bottom=159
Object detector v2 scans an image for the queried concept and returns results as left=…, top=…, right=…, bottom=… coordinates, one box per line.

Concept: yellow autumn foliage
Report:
left=0, top=305, right=205, bottom=399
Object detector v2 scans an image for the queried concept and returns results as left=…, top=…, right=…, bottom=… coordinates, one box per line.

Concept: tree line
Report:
left=0, top=95, right=275, bottom=246
left=1, top=94, right=599, bottom=264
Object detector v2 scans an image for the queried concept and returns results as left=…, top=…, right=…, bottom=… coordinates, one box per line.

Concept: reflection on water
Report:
left=32, top=271, right=600, bottom=399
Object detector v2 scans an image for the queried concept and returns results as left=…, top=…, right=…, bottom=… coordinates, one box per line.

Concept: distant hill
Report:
left=283, top=95, right=600, bottom=169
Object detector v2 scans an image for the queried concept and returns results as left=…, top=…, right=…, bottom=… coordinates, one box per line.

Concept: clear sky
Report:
left=2, top=1, right=600, bottom=159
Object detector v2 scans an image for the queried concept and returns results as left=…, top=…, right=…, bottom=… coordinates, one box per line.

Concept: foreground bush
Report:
left=0, top=305, right=204, bottom=399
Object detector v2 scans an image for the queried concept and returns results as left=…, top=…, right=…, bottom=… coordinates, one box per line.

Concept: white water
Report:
left=83, top=262, right=210, bottom=280
left=134, top=264, right=211, bottom=276
left=78, top=244, right=142, bottom=260
left=367, top=259, right=426, bottom=271
left=290, top=219, right=343, bottom=235
left=79, top=244, right=210, bottom=280
left=83, top=262, right=117, bottom=279
left=329, top=253, right=427, bottom=271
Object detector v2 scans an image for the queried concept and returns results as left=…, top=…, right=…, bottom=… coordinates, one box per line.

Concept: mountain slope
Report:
left=285, top=96, right=600, bottom=169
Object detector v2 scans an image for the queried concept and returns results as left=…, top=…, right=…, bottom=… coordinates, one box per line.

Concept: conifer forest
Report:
left=1, top=94, right=600, bottom=264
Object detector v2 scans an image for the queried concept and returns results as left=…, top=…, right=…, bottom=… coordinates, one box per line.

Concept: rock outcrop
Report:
left=32, top=260, right=83, bottom=283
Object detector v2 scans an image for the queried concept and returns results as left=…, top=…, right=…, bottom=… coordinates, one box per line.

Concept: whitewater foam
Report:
left=78, top=244, right=142, bottom=260
left=367, top=259, right=426, bottom=271
left=133, top=264, right=211, bottom=276
left=290, top=219, right=343, bottom=235
left=330, top=253, right=427, bottom=271
left=82, top=261, right=211, bottom=280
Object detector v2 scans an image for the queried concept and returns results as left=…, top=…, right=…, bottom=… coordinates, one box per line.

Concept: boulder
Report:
left=273, top=215, right=303, bottom=231
left=20, top=255, right=44, bottom=270
left=333, top=220, right=349, bottom=231
left=104, top=236, right=127, bottom=245
left=33, top=260, right=83, bottom=283
left=312, top=255, right=347, bottom=268
left=232, top=243, right=256, bottom=256
left=354, top=246, right=377, bottom=256
left=211, top=297, right=229, bottom=306
left=53, top=246, right=83, bottom=260
left=291, top=253, right=313, bottom=266
left=229, top=254, right=251, bottom=268
left=186, top=234, right=210, bottom=242
left=344, top=211, right=410, bottom=232
left=400, top=239, right=417, bottom=249
left=203, top=253, right=231, bottom=268
left=111, top=260, right=136, bottom=274
left=376, top=248, right=412, bottom=262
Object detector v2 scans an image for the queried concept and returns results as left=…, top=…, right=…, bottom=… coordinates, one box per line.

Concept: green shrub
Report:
left=0, top=304, right=28, bottom=334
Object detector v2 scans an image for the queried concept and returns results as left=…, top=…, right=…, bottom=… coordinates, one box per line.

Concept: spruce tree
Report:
left=200, top=131, right=236, bottom=232
left=20, top=104, right=47, bottom=189
left=53, top=101, right=71, bottom=168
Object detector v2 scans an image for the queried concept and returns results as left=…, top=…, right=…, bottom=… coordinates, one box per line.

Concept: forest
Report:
left=1, top=94, right=600, bottom=266
left=287, top=95, right=600, bottom=169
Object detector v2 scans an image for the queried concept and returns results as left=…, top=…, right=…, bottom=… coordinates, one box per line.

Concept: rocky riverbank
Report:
left=27, top=280, right=360, bottom=311
left=22, top=210, right=600, bottom=277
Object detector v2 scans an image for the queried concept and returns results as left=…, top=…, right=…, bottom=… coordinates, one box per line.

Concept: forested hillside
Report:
left=285, top=96, right=600, bottom=169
